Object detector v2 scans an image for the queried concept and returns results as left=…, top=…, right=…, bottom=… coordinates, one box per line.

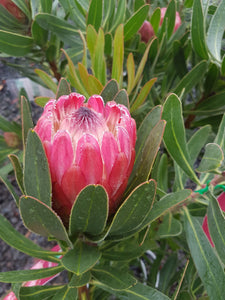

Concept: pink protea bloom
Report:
left=202, top=192, right=225, bottom=246
left=34, top=93, right=136, bottom=221
left=160, top=7, right=182, bottom=32
left=139, top=21, right=155, bottom=43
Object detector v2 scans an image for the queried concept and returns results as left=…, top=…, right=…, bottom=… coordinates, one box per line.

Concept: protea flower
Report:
left=34, top=93, right=136, bottom=221
left=202, top=192, right=225, bottom=246
left=138, top=21, right=155, bottom=43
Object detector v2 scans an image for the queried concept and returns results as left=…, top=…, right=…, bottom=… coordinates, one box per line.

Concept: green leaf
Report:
left=112, top=24, right=124, bottom=86
left=222, top=55, right=225, bottom=75
left=35, top=13, right=80, bottom=45
left=69, top=271, right=91, bottom=287
left=34, top=96, right=51, bottom=107
left=197, top=143, right=224, bottom=172
left=92, top=266, right=137, bottom=290
left=0, top=214, right=60, bottom=262
left=207, top=0, right=225, bottom=62
left=109, top=0, right=126, bottom=33
left=173, top=61, right=208, bottom=96
left=157, top=154, right=168, bottom=192
left=144, top=190, right=191, bottom=228
left=94, top=281, right=170, bottom=300
left=130, top=78, right=157, bottom=112
left=189, top=91, right=225, bottom=115
left=86, top=25, right=97, bottom=60
left=127, top=53, right=135, bottom=95
left=19, top=285, right=65, bottom=300
left=61, top=241, right=101, bottom=275
left=128, top=120, right=165, bottom=192
left=0, top=30, right=33, bottom=56
left=128, top=106, right=162, bottom=189
left=113, top=89, right=129, bottom=107
left=162, top=94, right=200, bottom=184
left=101, top=79, right=119, bottom=102
left=34, top=69, right=57, bottom=94
left=59, top=0, right=85, bottom=30
left=87, top=0, right=102, bottom=32
left=21, top=96, right=34, bottom=147
left=93, top=28, right=106, bottom=85
left=31, top=21, right=48, bottom=47
left=191, top=0, right=208, bottom=59
left=51, top=285, right=78, bottom=300
left=158, top=213, right=182, bottom=238
left=20, top=196, right=72, bottom=247
left=160, top=0, right=176, bottom=39
left=184, top=208, right=225, bottom=300
left=56, top=77, right=71, bottom=100
left=151, top=8, right=161, bottom=33
left=214, top=114, right=225, bottom=153
left=24, top=130, right=51, bottom=206
left=207, top=192, right=225, bottom=265
left=9, top=154, right=24, bottom=194
left=108, top=180, right=156, bottom=237
left=0, top=175, right=20, bottom=204
left=124, top=5, right=150, bottom=41
left=0, top=266, right=63, bottom=283
left=69, top=185, right=108, bottom=236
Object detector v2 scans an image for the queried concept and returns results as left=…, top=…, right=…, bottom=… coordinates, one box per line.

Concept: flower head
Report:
left=138, top=21, right=155, bottom=43
left=35, top=93, right=136, bottom=221
left=0, top=0, right=27, bottom=22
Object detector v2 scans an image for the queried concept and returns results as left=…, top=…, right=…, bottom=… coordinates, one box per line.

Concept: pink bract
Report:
left=34, top=93, right=136, bottom=221
left=202, top=192, right=225, bottom=246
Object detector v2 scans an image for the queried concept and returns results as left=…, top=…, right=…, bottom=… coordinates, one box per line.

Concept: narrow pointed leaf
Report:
left=35, top=13, right=80, bottom=45
left=0, top=30, right=33, bottom=56
left=87, top=0, right=102, bottom=32
left=69, top=185, right=108, bottom=236
left=128, top=120, right=165, bottom=192
left=34, top=69, right=57, bottom=94
left=207, top=0, right=225, bottom=62
left=191, top=0, right=208, bottom=59
left=162, top=94, right=200, bottom=184
left=9, top=154, right=24, bottom=193
left=61, top=241, right=101, bottom=275
left=127, top=53, right=135, bottom=94
left=113, top=89, right=129, bottom=107
left=19, top=285, right=65, bottom=300
left=112, top=24, right=124, bottom=86
left=101, top=79, right=119, bottom=102
left=173, top=61, right=208, bottom=96
left=20, top=196, right=72, bottom=247
left=207, top=192, right=225, bottom=265
left=24, top=130, right=51, bottom=206
left=124, top=5, right=149, bottom=41
left=34, top=96, right=51, bottom=107
left=108, top=180, right=156, bottom=236
left=92, top=266, right=137, bottom=290
left=93, top=28, right=106, bottom=85
left=158, top=213, right=182, bottom=238
left=21, top=96, right=33, bottom=147
left=130, top=78, right=157, bottom=112
left=69, top=271, right=91, bottom=287
left=0, top=266, right=63, bottom=283
left=0, top=214, right=60, bottom=262
left=51, top=285, right=78, bottom=300
left=56, top=78, right=71, bottom=99
left=94, top=281, right=170, bottom=300
left=197, top=143, right=223, bottom=172
left=184, top=208, right=225, bottom=300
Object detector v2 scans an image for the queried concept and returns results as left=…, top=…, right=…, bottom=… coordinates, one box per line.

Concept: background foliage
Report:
left=0, top=0, right=225, bottom=299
